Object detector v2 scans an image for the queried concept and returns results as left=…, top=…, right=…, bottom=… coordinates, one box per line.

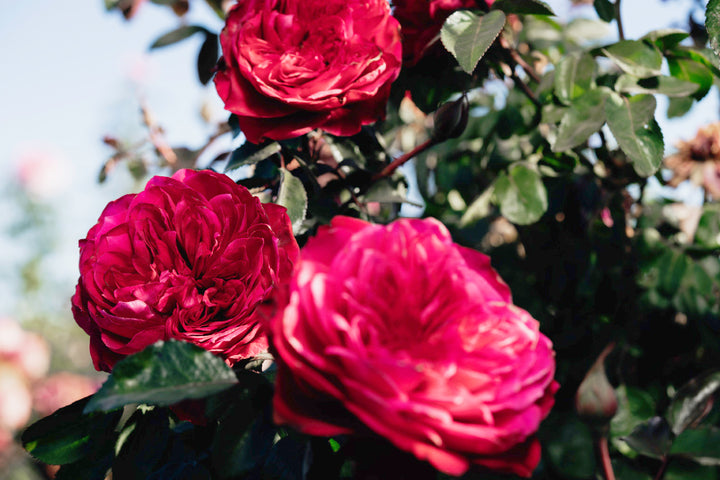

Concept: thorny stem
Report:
left=615, top=0, right=625, bottom=41
left=372, top=139, right=436, bottom=181
left=595, top=435, right=616, bottom=480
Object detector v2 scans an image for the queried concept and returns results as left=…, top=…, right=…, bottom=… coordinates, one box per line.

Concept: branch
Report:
left=615, top=0, right=625, bottom=41
left=371, top=139, right=436, bottom=181
left=595, top=435, right=616, bottom=480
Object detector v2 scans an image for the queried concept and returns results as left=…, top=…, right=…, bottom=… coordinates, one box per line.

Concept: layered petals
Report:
left=72, top=169, right=299, bottom=372
left=268, top=216, right=556, bottom=477
left=214, top=0, right=402, bottom=143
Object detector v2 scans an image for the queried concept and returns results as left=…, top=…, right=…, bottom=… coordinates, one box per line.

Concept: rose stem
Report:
left=595, top=435, right=616, bottom=480
left=371, top=138, right=436, bottom=181
left=654, top=456, right=670, bottom=480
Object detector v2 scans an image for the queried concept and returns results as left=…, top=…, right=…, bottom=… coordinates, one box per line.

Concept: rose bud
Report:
left=268, top=217, right=558, bottom=477
left=431, top=95, right=469, bottom=142
left=72, top=169, right=299, bottom=372
left=214, top=0, right=402, bottom=143
left=575, top=343, right=618, bottom=430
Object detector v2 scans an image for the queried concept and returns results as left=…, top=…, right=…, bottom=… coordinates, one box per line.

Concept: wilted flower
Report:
left=268, top=216, right=557, bottom=477
left=72, top=169, right=299, bottom=372
left=664, top=122, right=720, bottom=198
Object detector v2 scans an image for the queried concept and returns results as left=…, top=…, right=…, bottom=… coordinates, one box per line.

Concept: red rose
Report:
left=268, top=216, right=557, bottom=477
left=214, top=0, right=402, bottom=143
left=72, top=169, right=299, bottom=372
left=394, top=0, right=493, bottom=65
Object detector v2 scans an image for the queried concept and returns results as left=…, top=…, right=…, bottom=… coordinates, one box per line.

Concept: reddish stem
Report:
left=595, top=435, right=616, bottom=480
left=371, top=139, right=435, bottom=181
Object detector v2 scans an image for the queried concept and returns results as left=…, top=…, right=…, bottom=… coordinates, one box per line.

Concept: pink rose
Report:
left=268, top=216, right=557, bottom=477
left=214, top=0, right=402, bottom=143
left=33, top=373, right=101, bottom=417
left=394, top=0, right=493, bottom=65
left=72, top=169, right=299, bottom=372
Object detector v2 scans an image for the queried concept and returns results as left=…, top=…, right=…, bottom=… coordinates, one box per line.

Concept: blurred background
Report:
left=0, top=0, right=717, bottom=477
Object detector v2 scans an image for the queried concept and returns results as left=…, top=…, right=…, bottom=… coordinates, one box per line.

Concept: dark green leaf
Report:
left=277, top=168, right=308, bottom=235
left=22, top=396, right=122, bottom=465
left=363, top=177, right=419, bottom=206
left=605, top=92, right=663, bottom=177
left=602, top=40, right=663, bottom=78
left=262, top=435, right=308, bottom=480
left=554, top=52, right=596, bottom=104
left=553, top=88, right=608, bottom=151
left=85, top=340, right=238, bottom=413
left=642, top=29, right=690, bottom=50
left=113, top=408, right=171, bottom=479
left=695, top=204, right=720, bottom=249
left=150, top=25, right=207, bottom=50
left=667, top=97, right=695, bottom=118
left=667, top=56, right=714, bottom=100
left=55, top=451, right=114, bottom=480
left=707, top=0, right=720, bottom=56
left=611, top=385, right=657, bottom=439
left=620, top=416, right=673, bottom=459
left=670, top=427, right=720, bottom=465
left=226, top=141, right=281, bottom=171
left=543, top=416, right=596, bottom=478
left=213, top=411, right=276, bottom=478
left=493, top=164, right=548, bottom=225
left=594, top=0, right=615, bottom=22
left=667, top=370, right=720, bottom=436
left=441, top=10, right=507, bottom=74
left=490, top=0, right=554, bottom=15
left=197, top=32, right=219, bottom=85
left=460, top=187, right=494, bottom=227
left=615, top=74, right=699, bottom=97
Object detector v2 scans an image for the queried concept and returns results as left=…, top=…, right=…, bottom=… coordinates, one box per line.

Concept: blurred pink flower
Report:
left=0, top=365, right=32, bottom=431
left=0, top=319, right=50, bottom=381
left=33, top=373, right=101, bottom=416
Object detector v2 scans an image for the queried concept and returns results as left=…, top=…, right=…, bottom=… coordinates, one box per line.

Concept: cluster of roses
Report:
left=71, top=0, right=557, bottom=477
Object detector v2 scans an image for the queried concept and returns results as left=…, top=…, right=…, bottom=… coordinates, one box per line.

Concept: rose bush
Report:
left=393, top=0, right=493, bottom=65
left=214, top=0, right=402, bottom=143
left=268, top=216, right=558, bottom=477
left=72, top=169, right=298, bottom=372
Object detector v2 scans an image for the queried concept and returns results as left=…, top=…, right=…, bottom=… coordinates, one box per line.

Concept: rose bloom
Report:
left=393, top=0, right=493, bottom=65
left=72, top=169, right=299, bottom=372
left=268, top=217, right=557, bottom=477
left=214, top=0, right=402, bottom=143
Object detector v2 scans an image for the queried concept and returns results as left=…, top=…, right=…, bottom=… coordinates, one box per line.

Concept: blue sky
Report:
left=0, top=0, right=717, bottom=317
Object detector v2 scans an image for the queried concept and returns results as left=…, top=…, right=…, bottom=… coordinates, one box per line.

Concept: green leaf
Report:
left=611, top=385, right=657, bottom=439
left=197, top=32, right=219, bottom=85
left=543, top=416, right=596, bottom=478
left=667, top=97, right=695, bottom=118
left=605, top=92, right=663, bottom=177
left=553, top=88, right=608, bottom=151
left=695, top=204, right=720, bottom=249
left=670, top=427, right=720, bottom=465
left=441, top=10, right=507, bottom=74
left=554, top=52, right=596, bottom=104
left=85, top=340, right=238, bottom=413
left=490, top=0, right=554, bottom=15
left=642, top=29, right=690, bottom=50
left=615, top=74, right=700, bottom=97
left=150, top=26, right=207, bottom=50
left=667, top=56, right=714, bottom=100
left=493, top=164, right=548, bottom=225
left=707, top=0, right=720, bottom=56
left=113, top=408, right=171, bottom=479
left=277, top=168, right=308, bottom=235
left=593, top=0, right=615, bottom=22
left=620, top=416, right=673, bottom=459
left=22, top=396, right=122, bottom=465
left=602, top=40, right=663, bottom=78
left=667, top=370, right=720, bottom=436
left=460, top=186, right=494, bottom=227
left=226, top=141, right=281, bottom=171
